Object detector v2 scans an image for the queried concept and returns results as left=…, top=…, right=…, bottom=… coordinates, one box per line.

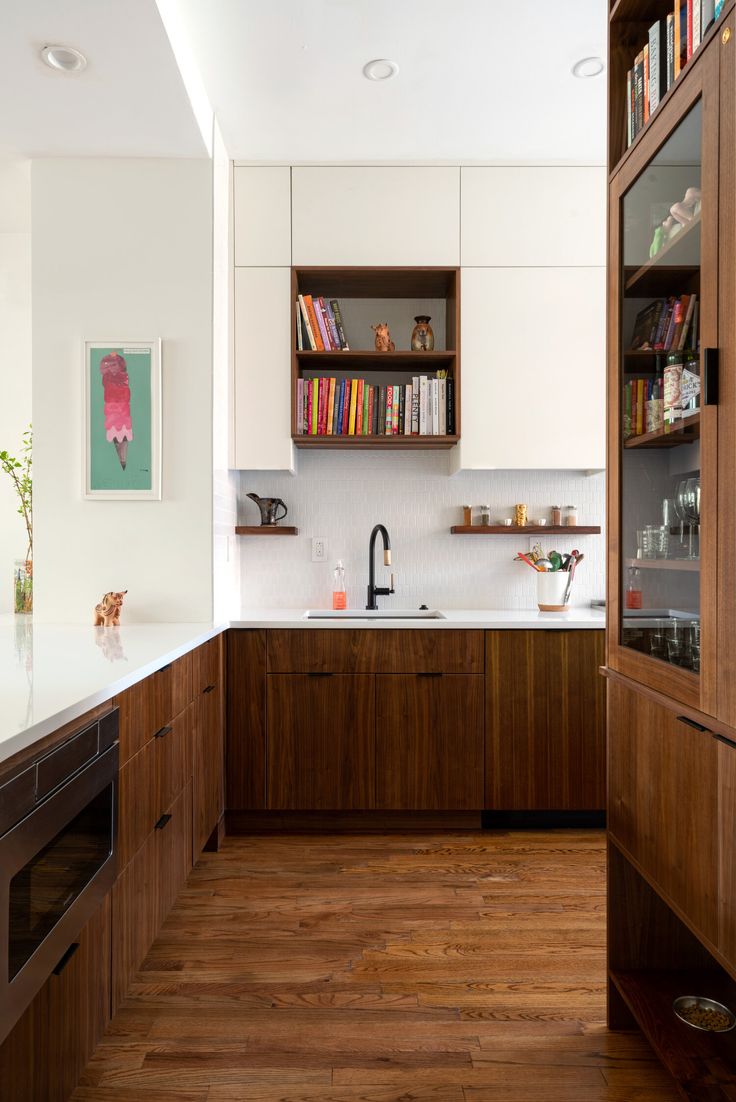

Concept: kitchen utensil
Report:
left=535, top=558, right=553, bottom=571
left=549, top=551, right=563, bottom=572
left=246, top=493, right=289, bottom=526
left=562, top=551, right=583, bottom=605
left=515, top=552, right=541, bottom=571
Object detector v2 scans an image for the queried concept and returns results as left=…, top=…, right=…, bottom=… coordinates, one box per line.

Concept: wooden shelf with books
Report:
left=624, top=411, right=700, bottom=448
left=608, top=0, right=731, bottom=174
left=291, top=267, right=460, bottom=449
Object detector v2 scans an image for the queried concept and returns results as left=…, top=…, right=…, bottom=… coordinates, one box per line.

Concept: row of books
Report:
left=296, top=294, right=350, bottom=351
left=626, top=1, right=723, bottom=147
left=296, top=375, right=456, bottom=437
left=629, top=294, right=698, bottom=353
left=624, top=376, right=662, bottom=438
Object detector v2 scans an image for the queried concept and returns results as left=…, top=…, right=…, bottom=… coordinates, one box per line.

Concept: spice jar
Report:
left=479, top=505, right=491, bottom=526
left=514, top=504, right=527, bottom=528
left=552, top=505, right=562, bottom=527
left=565, top=505, right=578, bottom=527
left=462, top=505, right=472, bottom=526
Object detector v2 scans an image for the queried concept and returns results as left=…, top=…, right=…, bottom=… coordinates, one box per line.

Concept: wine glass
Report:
left=674, top=481, right=689, bottom=556
left=683, top=477, right=700, bottom=560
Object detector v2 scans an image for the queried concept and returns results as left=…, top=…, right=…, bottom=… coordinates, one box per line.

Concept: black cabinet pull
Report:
left=158, top=663, right=172, bottom=673
left=53, top=942, right=79, bottom=976
left=307, top=671, right=333, bottom=677
left=203, top=684, right=215, bottom=694
left=155, top=813, right=172, bottom=830
left=154, top=725, right=172, bottom=739
left=714, top=733, right=736, bottom=750
left=677, top=715, right=710, bottom=732
left=703, top=348, right=719, bottom=406
left=418, top=671, right=443, bottom=677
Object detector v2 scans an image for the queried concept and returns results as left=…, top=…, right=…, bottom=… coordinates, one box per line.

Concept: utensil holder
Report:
left=537, top=571, right=570, bottom=612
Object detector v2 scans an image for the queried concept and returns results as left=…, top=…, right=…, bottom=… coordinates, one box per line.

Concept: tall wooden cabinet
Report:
left=606, top=4, right=736, bottom=1095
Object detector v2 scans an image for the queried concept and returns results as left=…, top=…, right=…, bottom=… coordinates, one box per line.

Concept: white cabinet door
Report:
left=292, top=167, right=460, bottom=266
left=233, top=267, right=293, bottom=470
left=461, top=167, right=606, bottom=267
left=234, top=167, right=291, bottom=267
left=456, top=267, right=606, bottom=470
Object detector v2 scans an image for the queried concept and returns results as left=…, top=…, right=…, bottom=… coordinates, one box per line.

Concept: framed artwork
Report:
left=83, top=340, right=162, bottom=500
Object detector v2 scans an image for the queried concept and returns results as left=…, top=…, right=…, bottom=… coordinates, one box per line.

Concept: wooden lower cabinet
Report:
left=0, top=896, right=111, bottom=1102
left=608, top=679, right=719, bottom=947
left=112, top=783, right=192, bottom=1009
left=376, top=674, right=484, bottom=809
left=718, top=736, right=736, bottom=963
left=486, top=630, right=605, bottom=810
left=193, top=681, right=223, bottom=854
left=115, top=651, right=192, bottom=765
left=267, top=674, right=375, bottom=809
left=227, top=630, right=267, bottom=810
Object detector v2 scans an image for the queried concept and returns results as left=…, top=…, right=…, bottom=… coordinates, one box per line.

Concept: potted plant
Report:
left=1, top=425, right=33, bottom=613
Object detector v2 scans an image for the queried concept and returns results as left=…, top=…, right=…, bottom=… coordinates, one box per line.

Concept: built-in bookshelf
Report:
left=608, top=0, right=731, bottom=172
left=291, top=267, right=460, bottom=449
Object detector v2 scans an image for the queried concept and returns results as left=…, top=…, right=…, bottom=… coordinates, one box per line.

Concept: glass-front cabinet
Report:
left=608, top=48, right=719, bottom=713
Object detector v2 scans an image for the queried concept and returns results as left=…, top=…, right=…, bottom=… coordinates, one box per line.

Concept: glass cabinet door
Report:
left=613, top=67, right=719, bottom=708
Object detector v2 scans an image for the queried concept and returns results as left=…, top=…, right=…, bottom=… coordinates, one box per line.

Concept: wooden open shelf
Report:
left=450, top=525, right=601, bottom=535
left=624, top=412, right=700, bottom=449
left=610, top=968, right=736, bottom=1100
left=625, top=557, right=700, bottom=571
left=235, top=526, right=299, bottom=536
left=292, top=266, right=460, bottom=450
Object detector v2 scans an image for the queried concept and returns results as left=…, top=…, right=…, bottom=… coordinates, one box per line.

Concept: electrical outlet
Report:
left=311, top=537, right=327, bottom=562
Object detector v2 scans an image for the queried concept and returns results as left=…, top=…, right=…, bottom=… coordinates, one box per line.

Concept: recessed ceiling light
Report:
left=363, top=58, right=399, bottom=82
left=571, top=56, right=605, bottom=79
left=40, top=45, right=87, bottom=73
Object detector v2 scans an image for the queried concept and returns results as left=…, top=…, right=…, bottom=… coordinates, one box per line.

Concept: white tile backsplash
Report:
left=235, top=452, right=605, bottom=610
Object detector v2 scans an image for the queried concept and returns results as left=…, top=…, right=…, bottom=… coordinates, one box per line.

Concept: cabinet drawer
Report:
left=267, top=629, right=484, bottom=674
left=155, top=704, right=192, bottom=819
left=116, top=652, right=192, bottom=764
left=193, top=636, right=221, bottom=697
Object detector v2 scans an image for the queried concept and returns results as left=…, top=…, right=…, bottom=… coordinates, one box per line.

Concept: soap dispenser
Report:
left=332, top=560, right=346, bottom=610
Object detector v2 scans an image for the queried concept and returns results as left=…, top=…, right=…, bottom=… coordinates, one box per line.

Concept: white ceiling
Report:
left=0, top=0, right=206, bottom=158
left=170, top=0, right=608, bottom=164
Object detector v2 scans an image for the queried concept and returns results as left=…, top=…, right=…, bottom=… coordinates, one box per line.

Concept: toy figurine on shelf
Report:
left=93, top=590, right=127, bottom=626
left=371, top=322, right=395, bottom=352
left=410, top=315, right=434, bottom=351
left=649, top=187, right=702, bottom=257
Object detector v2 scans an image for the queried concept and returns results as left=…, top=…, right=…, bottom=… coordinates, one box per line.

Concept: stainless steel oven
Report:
left=0, top=709, right=118, bottom=1041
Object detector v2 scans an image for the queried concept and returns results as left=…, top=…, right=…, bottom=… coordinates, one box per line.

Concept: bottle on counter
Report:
left=625, top=566, right=643, bottom=610
left=565, top=505, right=578, bottom=527
left=332, top=560, right=346, bottom=610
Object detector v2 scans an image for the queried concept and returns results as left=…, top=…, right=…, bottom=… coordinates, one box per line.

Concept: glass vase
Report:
left=14, top=559, right=32, bottom=615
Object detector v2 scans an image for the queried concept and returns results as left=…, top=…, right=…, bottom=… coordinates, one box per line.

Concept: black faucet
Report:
left=366, top=524, right=395, bottom=610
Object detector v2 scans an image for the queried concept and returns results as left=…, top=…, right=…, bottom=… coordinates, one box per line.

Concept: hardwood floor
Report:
left=73, top=831, right=678, bottom=1102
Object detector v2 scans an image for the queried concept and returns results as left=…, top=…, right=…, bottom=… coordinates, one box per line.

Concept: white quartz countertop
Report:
left=0, top=619, right=225, bottom=766
left=0, top=608, right=605, bottom=766
left=230, top=608, right=607, bottom=630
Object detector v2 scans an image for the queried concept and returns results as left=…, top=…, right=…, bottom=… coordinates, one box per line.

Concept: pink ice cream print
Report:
left=99, top=353, right=132, bottom=470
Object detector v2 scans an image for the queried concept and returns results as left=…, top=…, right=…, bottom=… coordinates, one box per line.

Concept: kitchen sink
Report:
left=304, top=609, right=446, bottom=620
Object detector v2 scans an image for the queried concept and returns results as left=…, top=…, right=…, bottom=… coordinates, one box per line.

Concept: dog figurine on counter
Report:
left=93, top=590, right=127, bottom=627
left=371, top=322, right=395, bottom=352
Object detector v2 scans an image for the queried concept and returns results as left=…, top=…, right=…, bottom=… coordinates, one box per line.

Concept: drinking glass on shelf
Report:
left=644, top=524, right=669, bottom=559
left=683, top=477, right=701, bottom=560
left=674, top=481, right=691, bottom=557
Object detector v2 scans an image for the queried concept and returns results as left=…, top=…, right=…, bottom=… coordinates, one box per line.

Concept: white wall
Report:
left=238, top=454, right=605, bottom=610
left=0, top=160, right=32, bottom=612
left=32, top=158, right=213, bottom=623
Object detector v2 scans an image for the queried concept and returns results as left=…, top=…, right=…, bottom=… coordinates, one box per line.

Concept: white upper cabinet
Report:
left=461, top=167, right=606, bottom=267
left=455, top=266, right=606, bottom=471
left=234, top=167, right=291, bottom=267
left=292, top=167, right=460, bottom=266
left=233, top=266, right=293, bottom=471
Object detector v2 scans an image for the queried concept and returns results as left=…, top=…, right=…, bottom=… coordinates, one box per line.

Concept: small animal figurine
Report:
left=371, top=322, right=395, bottom=352
left=93, top=590, right=127, bottom=627
left=411, top=315, right=435, bottom=352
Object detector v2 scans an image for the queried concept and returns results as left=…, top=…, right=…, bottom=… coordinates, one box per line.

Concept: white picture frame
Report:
left=83, top=339, right=162, bottom=500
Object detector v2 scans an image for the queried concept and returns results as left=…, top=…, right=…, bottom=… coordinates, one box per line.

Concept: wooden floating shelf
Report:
left=624, top=412, right=700, bottom=449
left=294, top=434, right=459, bottom=450
left=235, top=526, right=299, bottom=536
left=609, top=968, right=736, bottom=1101
left=450, top=525, right=601, bottom=535
left=296, top=350, right=456, bottom=370
left=625, top=557, right=700, bottom=572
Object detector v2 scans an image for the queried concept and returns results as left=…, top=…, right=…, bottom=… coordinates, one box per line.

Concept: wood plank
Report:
left=226, top=630, right=267, bottom=810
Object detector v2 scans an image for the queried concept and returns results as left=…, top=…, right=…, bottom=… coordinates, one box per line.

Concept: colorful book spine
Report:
left=404, top=384, right=412, bottom=435
left=329, top=299, right=350, bottom=350
left=367, top=385, right=375, bottom=435
left=310, top=378, right=319, bottom=435
left=324, top=300, right=341, bottom=351
left=432, top=379, right=440, bottom=435
left=313, top=299, right=332, bottom=351
left=411, top=377, right=420, bottom=434
left=327, top=377, right=336, bottom=434
left=296, top=378, right=304, bottom=433
left=296, top=301, right=304, bottom=351
left=446, top=377, right=456, bottom=435
left=627, top=70, right=633, bottom=146
left=677, top=293, right=697, bottom=350
left=393, top=386, right=400, bottom=435
left=643, top=44, right=650, bottom=123
left=687, top=0, right=694, bottom=59
left=298, top=294, right=318, bottom=351
left=372, top=387, right=379, bottom=434
left=438, top=377, right=447, bottom=436
left=342, top=381, right=350, bottom=434
left=362, top=381, right=370, bottom=435
left=348, top=378, right=358, bottom=435
left=356, top=379, right=364, bottom=435
left=378, top=386, right=386, bottom=432
left=666, top=14, right=675, bottom=88
left=693, top=0, right=702, bottom=50
left=419, top=376, right=428, bottom=435
left=303, top=295, right=325, bottom=351
left=385, top=386, right=393, bottom=435
left=648, top=20, right=667, bottom=114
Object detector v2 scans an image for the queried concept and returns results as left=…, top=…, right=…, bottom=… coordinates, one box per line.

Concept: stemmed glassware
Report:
left=683, top=477, right=701, bottom=559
